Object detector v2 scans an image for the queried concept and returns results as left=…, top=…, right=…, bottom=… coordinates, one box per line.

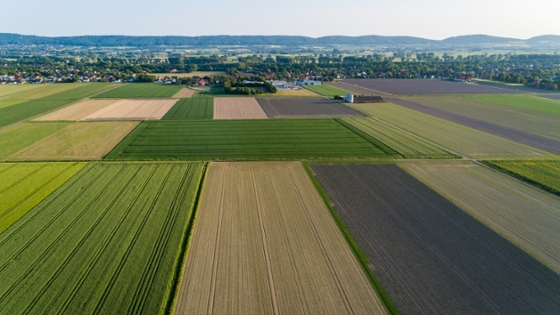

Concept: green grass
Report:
left=304, top=84, right=350, bottom=97
left=350, top=102, right=553, bottom=159
left=93, top=84, right=183, bottom=98
left=343, top=117, right=458, bottom=159
left=467, top=95, right=560, bottom=117
left=106, top=119, right=399, bottom=160
left=162, top=98, right=214, bottom=120
left=0, top=162, right=85, bottom=234
left=0, top=84, right=115, bottom=128
left=484, top=160, right=560, bottom=196
left=0, top=162, right=205, bottom=315
left=0, top=122, right=71, bottom=159
left=0, top=100, right=26, bottom=109
left=192, top=84, right=274, bottom=98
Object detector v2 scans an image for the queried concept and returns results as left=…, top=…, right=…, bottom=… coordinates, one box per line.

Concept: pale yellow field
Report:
left=276, top=89, right=320, bottom=97
left=0, top=84, right=44, bottom=99
left=0, top=84, right=81, bottom=100
left=8, top=121, right=139, bottom=160
left=175, top=162, right=387, bottom=315
left=82, top=99, right=177, bottom=120
left=35, top=99, right=119, bottom=121
left=400, top=160, right=560, bottom=274
left=214, top=97, right=268, bottom=119
left=172, top=88, right=196, bottom=98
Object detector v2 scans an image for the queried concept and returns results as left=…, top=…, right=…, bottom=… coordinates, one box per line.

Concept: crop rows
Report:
left=162, top=98, right=214, bottom=120
left=485, top=160, right=560, bottom=196
left=467, top=94, right=560, bottom=116
left=175, top=162, right=388, bottom=315
left=106, top=119, right=397, bottom=160
left=0, top=162, right=205, bottom=315
left=256, top=97, right=364, bottom=118
left=303, top=84, right=349, bottom=96
left=213, top=97, right=267, bottom=119
left=342, top=79, right=520, bottom=95
left=0, top=163, right=85, bottom=234
left=0, top=123, right=71, bottom=160
left=93, top=84, right=183, bottom=98
left=311, top=163, right=560, bottom=314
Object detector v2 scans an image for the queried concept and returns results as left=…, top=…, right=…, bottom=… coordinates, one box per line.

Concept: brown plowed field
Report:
left=311, top=163, right=560, bottom=315
left=213, top=97, right=268, bottom=119
left=35, top=99, right=119, bottom=121
left=172, top=88, right=196, bottom=98
left=8, top=121, right=138, bottom=160
left=327, top=81, right=388, bottom=95
left=256, top=98, right=365, bottom=118
left=343, top=79, right=521, bottom=95
left=174, top=162, right=387, bottom=315
left=82, top=99, right=177, bottom=120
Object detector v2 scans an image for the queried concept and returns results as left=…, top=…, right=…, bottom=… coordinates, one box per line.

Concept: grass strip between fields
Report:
left=302, top=162, right=401, bottom=315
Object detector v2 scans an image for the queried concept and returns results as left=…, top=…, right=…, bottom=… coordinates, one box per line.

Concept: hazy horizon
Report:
left=3, top=0, right=559, bottom=40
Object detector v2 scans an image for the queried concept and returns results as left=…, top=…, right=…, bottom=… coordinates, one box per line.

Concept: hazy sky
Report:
left=2, top=0, right=558, bottom=39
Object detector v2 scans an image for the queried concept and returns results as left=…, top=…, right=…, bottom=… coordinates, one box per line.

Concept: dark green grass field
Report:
left=93, top=84, right=183, bottom=98
left=0, top=84, right=115, bottom=128
left=106, top=119, right=399, bottom=160
left=162, top=98, right=214, bottom=120
left=467, top=95, right=560, bottom=117
left=304, top=85, right=350, bottom=97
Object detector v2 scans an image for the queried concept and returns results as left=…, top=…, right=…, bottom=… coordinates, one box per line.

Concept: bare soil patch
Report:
left=257, top=98, right=365, bottom=118
left=35, top=99, right=119, bottom=121
left=82, top=99, right=177, bottom=120
left=213, top=97, right=268, bottom=119
left=172, top=88, right=196, bottom=98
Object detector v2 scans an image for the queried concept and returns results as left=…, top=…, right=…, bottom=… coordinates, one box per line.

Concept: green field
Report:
left=162, top=98, right=214, bottom=120
left=106, top=119, right=398, bottom=160
left=0, top=163, right=85, bottom=234
left=467, top=95, right=560, bottom=117
left=93, top=84, right=183, bottom=98
left=0, top=100, right=26, bottom=109
left=0, top=123, right=71, bottom=160
left=304, top=84, right=349, bottom=97
left=0, top=162, right=205, bottom=315
left=0, top=84, right=115, bottom=128
left=0, top=84, right=81, bottom=101
left=485, top=160, right=560, bottom=196
left=350, top=102, right=553, bottom=159
left=343, top=117, right=457, bottom=159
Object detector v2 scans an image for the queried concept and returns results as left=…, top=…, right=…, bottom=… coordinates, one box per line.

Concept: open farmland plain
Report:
left=35, top=100, right=119, bottom=121
left=8, top=122, right=139, bottom=161
left=304, top=84, right=349, bottom=97
left=106, top=120, right=397, bottom=160
left=0, top=100, right=26, bottom=109
left=327, top=81, right=387, bottom=96
left=540, top=94, right=560, bottom=101
left=172, top=88, right=196, bottom=98
left=93, top=84, right=183, bottom=98
left=213, top=97, right=268, bottom=119
left=82, top=99, right=177, bottom=120
left=257, top=98, right=365, bottom=118
left=0, top=163, right=85, bottom=234
left=162, top=98, right=214, bottom=120
left=485, top=160, right=560, bottom=196
left=343, top=79, right=521, bottom=95
left=388, top=97, right=560, bottom=154
left=276, top=88, right=319, bottom=97
left=175, top=162, right=389, bottom=315
left=401, top=160, right=560, bottom=273
left=342, top=117, right=456, bottom=158
left=0, top=162, right=205, bottom=315
left=0, top=84, right=82, bottom=101
left=311, top=164, right=560, bottom=314
left=0, top=123, right=71, bottom=160
left=467, top=94, right=560, bottom=116
left=0, top=83, right=115, bottom=128
left=350, top=102, right=553, bottom=159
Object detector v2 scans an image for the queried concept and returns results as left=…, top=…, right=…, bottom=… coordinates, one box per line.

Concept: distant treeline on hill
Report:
left=1, top=33, right=560, bottom=47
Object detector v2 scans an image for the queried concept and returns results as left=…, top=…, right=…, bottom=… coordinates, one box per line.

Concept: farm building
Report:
left=296, top=80, right=322, bottom=86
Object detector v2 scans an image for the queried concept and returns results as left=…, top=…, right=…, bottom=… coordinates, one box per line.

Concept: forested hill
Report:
left=1, top=33, right=559, bottom=47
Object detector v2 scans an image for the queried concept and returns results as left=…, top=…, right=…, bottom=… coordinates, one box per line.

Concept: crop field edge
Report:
left=481, top=160, right=560, bottom=197
left=164, top=162, right=208, bottom=315
left=103, top=122, right=149, bottom=160
left=302, top=162, right=401, bottom=315
left=334, top=118, right=400, bottom=157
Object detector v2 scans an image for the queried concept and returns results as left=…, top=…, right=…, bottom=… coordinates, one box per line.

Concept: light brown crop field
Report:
left=400, top=160, right=560, bottom=274
left=350, top=102, right=553, bottom=159
left=175, top=162, right=387, bottom=315
left=8, top=121, right=139, bottom=160
left=82, top=99, right=177, bottom=120
left=276, top=89, right=320, bottom=97
left=35, top=99, right=119, bottom=121
left=172, top=88, right=196, bottom=98
left=0, top=84, right=81, bottom=100
left=0, top=84, right=45, bottom=99
left=213, top=97, right=268, bottom=119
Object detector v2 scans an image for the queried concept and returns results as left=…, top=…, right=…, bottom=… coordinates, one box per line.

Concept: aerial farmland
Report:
left=0, top=78, right=559, bottom=315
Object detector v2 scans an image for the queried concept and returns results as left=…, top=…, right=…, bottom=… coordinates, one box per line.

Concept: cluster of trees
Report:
left=223, top=76, right=277, bottom=95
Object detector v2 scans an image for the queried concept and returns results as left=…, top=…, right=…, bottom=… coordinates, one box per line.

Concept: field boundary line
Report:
left=251, top=170, right=280, bottom=315
left=165, top=162, right=208, bottom=315
left=302, top=162, right=401, bottom=315
left=334, top=118, right=400, bottom=156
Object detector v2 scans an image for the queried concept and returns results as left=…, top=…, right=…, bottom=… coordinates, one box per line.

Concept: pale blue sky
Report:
left=1, top=0, right=558, bottom=39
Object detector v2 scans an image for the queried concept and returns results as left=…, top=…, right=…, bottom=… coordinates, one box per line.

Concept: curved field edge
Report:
left=164, top=162, right=208, bottom=315
left=482, top=160, right=560, bottom=197
left=302, top=162, right=401, bottom=315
